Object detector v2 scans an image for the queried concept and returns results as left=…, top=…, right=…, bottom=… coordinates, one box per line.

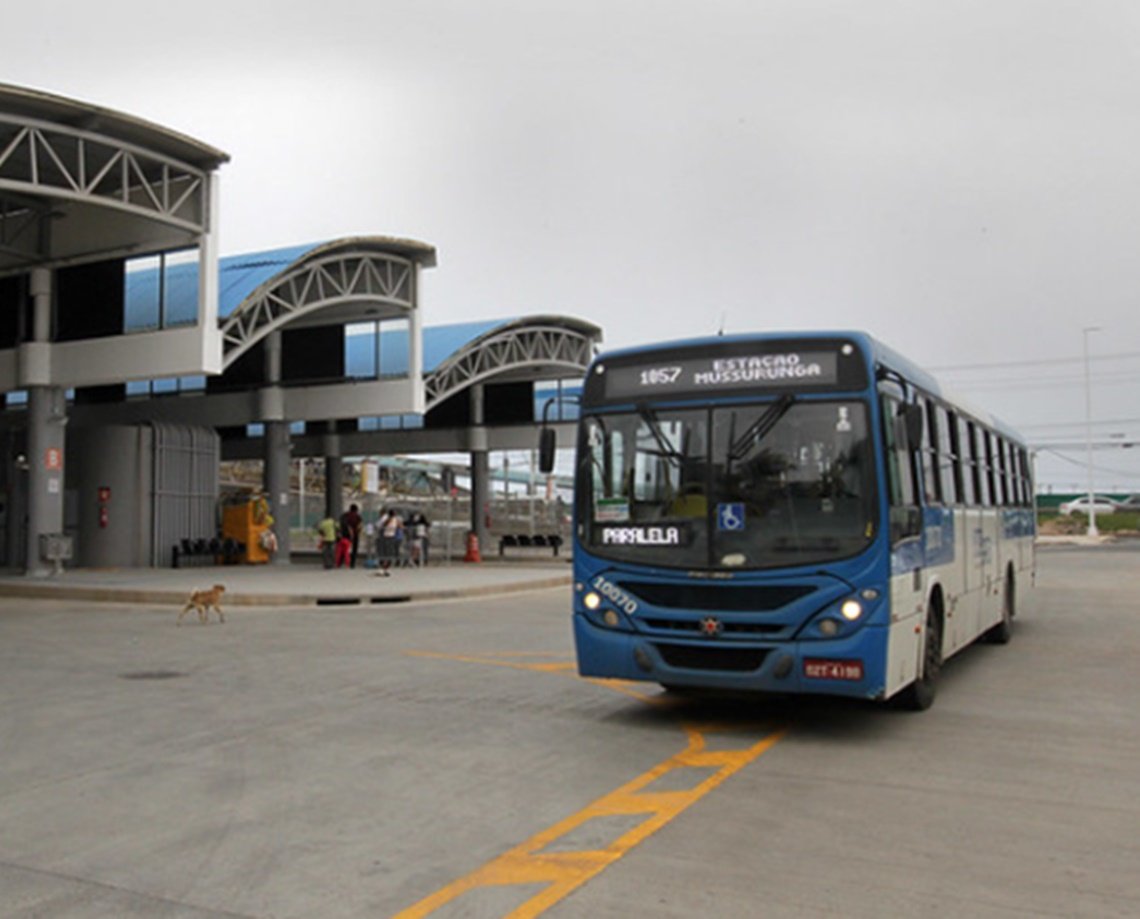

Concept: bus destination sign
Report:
left=601, top=350, right=839, bottom=401
left=597, top=523, right=691, bottom=547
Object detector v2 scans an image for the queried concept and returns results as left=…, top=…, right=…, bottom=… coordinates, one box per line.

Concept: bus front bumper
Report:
left=573, top=613, right=887, bottom=699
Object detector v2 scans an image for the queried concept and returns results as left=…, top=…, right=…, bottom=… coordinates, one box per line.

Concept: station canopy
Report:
left=0, top=83, right=228, bottom=275
left=123, top=240, right=599, bottom=412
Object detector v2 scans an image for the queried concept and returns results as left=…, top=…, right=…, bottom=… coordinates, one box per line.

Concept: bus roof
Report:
left=594, top=330, right=1026, bottom=444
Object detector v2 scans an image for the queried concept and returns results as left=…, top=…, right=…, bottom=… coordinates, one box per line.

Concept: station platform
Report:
left=0, top=557, right=572, bottom=607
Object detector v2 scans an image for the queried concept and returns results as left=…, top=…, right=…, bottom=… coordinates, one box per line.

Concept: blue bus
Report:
left=546, top=332, right=1034, bottom=709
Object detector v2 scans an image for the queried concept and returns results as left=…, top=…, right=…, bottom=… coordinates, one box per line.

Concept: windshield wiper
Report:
left=728, top=394, right=796, bottom=462
left=636, top=404, right=685, bottom=465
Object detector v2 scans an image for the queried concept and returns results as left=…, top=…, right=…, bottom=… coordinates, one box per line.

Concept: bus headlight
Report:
left=803, top=593, right=877, bottom=639
left=583, top=592, right=602, bottom=610
left=602, top=609, right=621, bottom=628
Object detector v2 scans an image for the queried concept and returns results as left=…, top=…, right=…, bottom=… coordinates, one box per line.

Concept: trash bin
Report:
left=39, top=533, right=74, bottom=575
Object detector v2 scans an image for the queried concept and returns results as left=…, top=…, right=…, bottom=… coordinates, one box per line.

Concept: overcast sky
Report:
left=6, top=1, right=1140, bottom=489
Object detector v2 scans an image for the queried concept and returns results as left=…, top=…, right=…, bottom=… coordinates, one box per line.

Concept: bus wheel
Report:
left=984, top=570, right=1015, bottom=645
left=898, top=603, right=942, bottom=711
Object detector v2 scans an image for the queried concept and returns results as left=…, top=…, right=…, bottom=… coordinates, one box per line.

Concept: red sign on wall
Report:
left=44, top=448, right=62, bottom=471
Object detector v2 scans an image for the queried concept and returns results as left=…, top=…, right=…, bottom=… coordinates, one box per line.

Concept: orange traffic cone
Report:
left=464, top=530, right=482, bottom=563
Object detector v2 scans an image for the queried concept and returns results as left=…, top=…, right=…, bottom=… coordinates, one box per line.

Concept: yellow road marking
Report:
left=392, top=718, right=787, bottom=918
left=406, top=649, right=575, bottom=674
left=394, top=726, right=786, bottom=917
left=406, top=650, right=661, bottom=703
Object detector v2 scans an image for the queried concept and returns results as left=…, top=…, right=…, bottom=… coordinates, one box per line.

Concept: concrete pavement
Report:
left=1, top=545, right=1137, bottom=918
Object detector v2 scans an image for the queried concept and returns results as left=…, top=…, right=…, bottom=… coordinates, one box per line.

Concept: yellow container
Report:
left=222, top=499, right=271, bottom=564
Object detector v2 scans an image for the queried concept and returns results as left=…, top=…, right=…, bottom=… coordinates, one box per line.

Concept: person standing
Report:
left=377, top=507, right=404, bottom=574
left=407, top=512, right=423, bottom=567
left=316, top=514, right=337, bottom=569
left=340, top=503, right=363, bottom=568
left=334, top=526, right=352, bottom=569
left=363, top=519, right=378, bottom=568
left=408, top=512, right=431, bottom=566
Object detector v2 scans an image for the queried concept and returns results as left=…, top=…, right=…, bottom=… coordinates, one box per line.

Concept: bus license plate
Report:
left=804, top=659, right=863, bottom=681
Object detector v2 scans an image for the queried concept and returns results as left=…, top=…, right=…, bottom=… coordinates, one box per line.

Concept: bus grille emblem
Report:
left=700, top=617, right=723, bottom=637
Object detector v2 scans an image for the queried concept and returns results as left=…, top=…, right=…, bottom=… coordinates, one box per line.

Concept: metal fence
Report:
left=152, top=424, right=219, bottom=567
left=287, top=493, right=570, bottom=559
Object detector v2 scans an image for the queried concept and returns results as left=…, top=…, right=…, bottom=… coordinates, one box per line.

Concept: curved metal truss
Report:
left=221, top=250, right=415, bottom=367
left=425, top=322, right=597, bottom=411
left=0, top=113, right=209, bottom=261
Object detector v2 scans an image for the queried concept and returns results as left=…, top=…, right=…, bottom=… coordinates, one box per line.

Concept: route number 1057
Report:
left=639, top=366, right=682, bottom=386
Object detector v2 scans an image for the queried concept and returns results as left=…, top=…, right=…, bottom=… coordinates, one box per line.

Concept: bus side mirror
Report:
left=899, top=404, right=924, bottom=452
left=538, top=427, right=556, bottom=474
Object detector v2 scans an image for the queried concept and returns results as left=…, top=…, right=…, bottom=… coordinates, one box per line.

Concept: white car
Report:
left=1058, top=495, right=1120, bottom=516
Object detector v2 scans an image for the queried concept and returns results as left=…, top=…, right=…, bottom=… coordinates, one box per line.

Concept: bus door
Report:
left=955, top=417, right=982, bottom=641
left=882, top=395, right=926, bottom=695
left=926, top=402, right=971, bottom=652
left=975, top=428, right=1000, bottom=628
left=962, top=503, right=989, bottom=638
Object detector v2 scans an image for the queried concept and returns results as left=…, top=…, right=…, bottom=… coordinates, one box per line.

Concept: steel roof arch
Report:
left=0, top=83, right=228, bottom=168
left=423, top=315, right=601, bottom=411
left=0, top=83, right=228, bottom=274
left=220, top=236, right=436, bottom=368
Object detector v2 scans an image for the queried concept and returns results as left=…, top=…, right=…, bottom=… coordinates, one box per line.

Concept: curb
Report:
left=1035, top=535, right=1117, bottom=547
left=0, top=574, right=573, bottom=608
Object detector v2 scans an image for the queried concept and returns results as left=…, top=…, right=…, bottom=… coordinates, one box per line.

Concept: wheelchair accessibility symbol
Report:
left=717, top=503, right=746, bottom=532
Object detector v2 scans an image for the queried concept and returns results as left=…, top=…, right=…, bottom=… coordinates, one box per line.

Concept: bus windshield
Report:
left=577, top=399, right=877, bottom=570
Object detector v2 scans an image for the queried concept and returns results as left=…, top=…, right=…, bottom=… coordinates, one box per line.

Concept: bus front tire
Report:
left=897, top=603, right=942, bottom=711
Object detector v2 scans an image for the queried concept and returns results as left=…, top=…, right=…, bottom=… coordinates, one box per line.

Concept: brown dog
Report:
left=177, top=585, right=226, bottom=625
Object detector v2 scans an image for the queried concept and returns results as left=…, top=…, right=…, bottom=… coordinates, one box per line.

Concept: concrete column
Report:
left=25, top=387, right=67, bottom=577
left=261, top=331, right=290, bottom=564
left=32, top=268, right=51, bottom=342
left=3, top=430, right=27, bottom=569
left=408, top=266, right=425, bottom=413
left=265, top=329, right=282, bottom=384
left=23, top=268, right=66, bottom=577
left=264, top=420, right=291, bottom=565
left=469, top=383, right=489, bottom=555
left=471, top=450, right=490, bottom=555
left=197, top=177, right=223, bottom=375
left=324, top=427, right=343, bottom=519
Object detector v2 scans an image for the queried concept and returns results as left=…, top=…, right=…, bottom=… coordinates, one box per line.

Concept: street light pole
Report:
left=1083, top=326, right=1101, bottom=537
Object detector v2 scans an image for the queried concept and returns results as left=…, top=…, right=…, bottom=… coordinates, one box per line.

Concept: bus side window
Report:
left=967, top=422, right=986, bottom=506
left=881, top=394, right=921, bottom=543
left=1011, top=446, right=1025, bottom=506
left=920, top=399, right=941, bottom=505
left=982, top=431, right=997, bottom=507
left=937, top=406, right=958, bottom=504
left=998, top=439, right=1013, bottom=507
left=1018, top=447, right=1033, bottom=507
left=956, top=415, right=975, bottom=505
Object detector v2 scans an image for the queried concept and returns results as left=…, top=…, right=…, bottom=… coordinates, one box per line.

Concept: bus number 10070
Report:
left=639, top=366, right=682, bottom=386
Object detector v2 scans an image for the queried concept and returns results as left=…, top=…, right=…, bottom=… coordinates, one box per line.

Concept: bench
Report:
left=498, top=533, right=564, bottom=557
left=172, top=537, right=244, bottom=568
